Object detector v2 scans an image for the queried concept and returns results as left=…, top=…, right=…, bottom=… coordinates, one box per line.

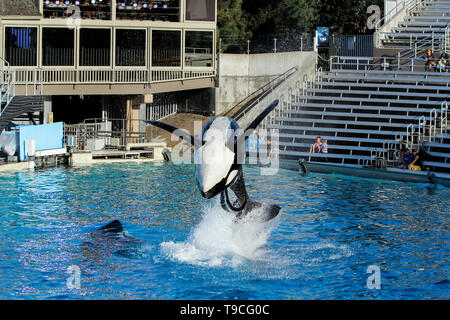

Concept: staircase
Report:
left=0, top=57, right=44, bottom=133
left=377, top=0, right=450, bottom=49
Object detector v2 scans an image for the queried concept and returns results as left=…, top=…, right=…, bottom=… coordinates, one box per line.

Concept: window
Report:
left=152, top=30, right=181, bottom=67
left=79, top=28, right=111, bottom=66
left=185, top=0, right=215, bottom=21
left=116, top=29, right=146, bottom=66
left=116, top=1, right=180, bottom=22
left=43, top=28, right=75, bottom=66
left=185, top=31, right=213, bottom=67
left=5, top=27, right=38, bottom=66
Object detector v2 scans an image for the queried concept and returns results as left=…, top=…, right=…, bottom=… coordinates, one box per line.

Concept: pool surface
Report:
left=0, top=163, right=448, bottom=299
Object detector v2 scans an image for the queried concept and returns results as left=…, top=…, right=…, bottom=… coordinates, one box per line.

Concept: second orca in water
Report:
left=144, top=100, right=281, bottom=223
left=83, top=220, right=145, bottom=259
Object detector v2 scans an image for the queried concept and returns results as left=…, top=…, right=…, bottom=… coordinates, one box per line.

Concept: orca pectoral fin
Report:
left=143, top=120, right=203, bottom=147
left=244, top=99, right=279, bottom=133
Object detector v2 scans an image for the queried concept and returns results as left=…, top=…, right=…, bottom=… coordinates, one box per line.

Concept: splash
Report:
left=160, top=201, right=280, bottom=267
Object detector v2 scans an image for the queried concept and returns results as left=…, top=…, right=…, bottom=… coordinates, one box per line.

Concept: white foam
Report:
left=160, top=201, right=279, bottom=267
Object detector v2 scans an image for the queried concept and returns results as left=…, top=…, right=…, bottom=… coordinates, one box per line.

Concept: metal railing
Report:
left=375, top=0, right=428, bottom=31
left=375, top=0, right=433, bottom=47
left=64, top=118, right=148, bottom=151
left=230, top=66, right=299, bottom=121
left=258, top=67, right=321, bottom=131
left=397, top=27, right=448, bottom=62
left=11, top=68, right=215, bottom=86
left=147, top=103, right=178, bottom=121
left=0, top=57, right=15, bottom=116
left=330, top=55, right=450, bottom=72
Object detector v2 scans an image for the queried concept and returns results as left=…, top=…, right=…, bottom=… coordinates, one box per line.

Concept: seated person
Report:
left=408, top=149, right=422, bottom=171
left=309, top=136, right=322, bottom=153
left=320, top=139, right=328, bottom=154
left=437, top=52, right=449, bottom=72
left=424, top=48, right=436, bottom=71
left=399, top=148, right=414, bottom=169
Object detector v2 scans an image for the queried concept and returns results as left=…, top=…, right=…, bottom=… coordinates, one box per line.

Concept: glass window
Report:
left=185, top=0, right=215, bottom=21
left=4, top=27, right=38, bottom=66
left=116, top=1, right=180, bottom=22
left=152, top=30, right=181, bottom=67
left=43, top=1, right=111, bottom=20
left=185, top=31, right=213, bottom=67
left=43, top=28, right=75, bottom=66
left=116, top=29, right=146, bottom=66
left=79, top=28, right=111, bottom=66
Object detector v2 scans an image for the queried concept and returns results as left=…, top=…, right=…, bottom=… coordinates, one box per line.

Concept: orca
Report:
left=83, top=220, right=145, bottom=259
left=144, top=100, right=281, bottom=223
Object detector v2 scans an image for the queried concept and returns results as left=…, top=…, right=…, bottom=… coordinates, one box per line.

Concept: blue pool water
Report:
left=0, top=163, right=448, bottom=299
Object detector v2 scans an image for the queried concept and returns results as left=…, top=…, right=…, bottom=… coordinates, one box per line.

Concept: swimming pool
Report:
left=0, top=163, right=448, bottom=299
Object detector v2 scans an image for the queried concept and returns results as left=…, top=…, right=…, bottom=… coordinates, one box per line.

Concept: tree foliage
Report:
left=218, top=0, right=385, bottom=39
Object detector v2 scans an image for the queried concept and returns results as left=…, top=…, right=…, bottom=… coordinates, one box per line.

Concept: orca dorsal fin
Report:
left=143, top=120, right=203, bottom=146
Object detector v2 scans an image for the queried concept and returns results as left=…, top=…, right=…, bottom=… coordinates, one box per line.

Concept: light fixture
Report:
left=121, top=2, right=126, bottom=7
left=142, top=3, right=148, bottom=8
left=153, top=3, right=158, bottom=8
left=163, top=4, right=167, bottom=8
left=91, top=0, right=96, bottom=4
left=65, top=0, right=70, bottom=5
left=55, top=0, right=60, bottom=4
left=133, top=2, right=137, bottom=7
left=45, top=0, right=50, bottom=4
left=75, top=0, right=80, bottom=5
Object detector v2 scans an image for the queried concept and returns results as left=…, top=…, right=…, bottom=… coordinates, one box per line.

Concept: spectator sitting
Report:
left=309, top=136, right=322, bottom=153
left=437, top=52, right=449, bottom=72
left=424, top=48, right=436, bottom=72
left=399, top=147, right=414, bottom=169
left=320, top=139, right=328, bottom=154
left=408, top=149, right=422, bottom=171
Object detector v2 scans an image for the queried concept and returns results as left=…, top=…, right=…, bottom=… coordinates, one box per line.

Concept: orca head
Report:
left=194, top=117, right=242, bottom=199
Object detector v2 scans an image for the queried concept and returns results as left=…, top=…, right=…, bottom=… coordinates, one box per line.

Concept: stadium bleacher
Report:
left=267, top=0, right=450, bottom=175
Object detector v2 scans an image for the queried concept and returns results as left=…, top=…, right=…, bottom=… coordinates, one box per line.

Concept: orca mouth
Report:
left=199, top=179, right=227, bottom=199
left=201, top=187, right=222, bottom=199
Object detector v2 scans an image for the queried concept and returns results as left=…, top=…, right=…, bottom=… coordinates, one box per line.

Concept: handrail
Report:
left=0, top=57, right=15, bottom=117
left=330, top=55, right=450, bottom=72
left=397, top=29, right=446, bottom=60
left=229, top=66, right=298, bottom=121
left=375, top=0, right=426, bottom=31
left=441, top=101, right=448, bottom=135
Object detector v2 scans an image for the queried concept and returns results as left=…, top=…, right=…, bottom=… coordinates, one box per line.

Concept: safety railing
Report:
left=330, top=55, right=450, bottom=72
left=0, top=57, right=15, bottom=116
left=10, top=68, right=216, bottom=86
left=374, top=0, right=432, bottom=47
left=231, top=66, right=299, bottom=122
left=147, top=103, right=178, bottom=121
left=64, top=118, right=148, bottom=151
left=258, top=66, right=321, bottom=131
left=397, top=28, right=448, bottom=61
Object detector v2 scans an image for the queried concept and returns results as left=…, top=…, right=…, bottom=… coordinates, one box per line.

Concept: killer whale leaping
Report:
left=144, top=100, right=281, bottom=223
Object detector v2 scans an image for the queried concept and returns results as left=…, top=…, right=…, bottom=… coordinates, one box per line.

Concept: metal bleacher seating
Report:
left=264, top=0, right=450, bottom=174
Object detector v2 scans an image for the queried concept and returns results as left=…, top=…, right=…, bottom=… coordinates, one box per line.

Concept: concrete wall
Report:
left=215, top=51, right=317, bottom=115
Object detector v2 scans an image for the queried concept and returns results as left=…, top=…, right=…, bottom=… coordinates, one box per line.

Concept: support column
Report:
left=43, top=96, right=52, bottom=124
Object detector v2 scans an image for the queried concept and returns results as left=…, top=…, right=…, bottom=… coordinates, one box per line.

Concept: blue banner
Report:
left=317, top=27, right=329, bottom=47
